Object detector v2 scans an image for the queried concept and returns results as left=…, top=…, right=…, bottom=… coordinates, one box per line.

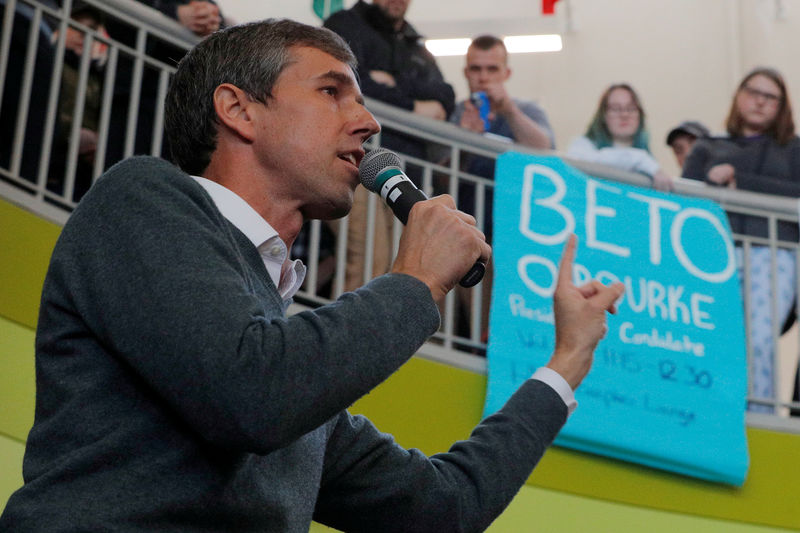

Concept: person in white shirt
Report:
left=567, top=83, right=673, bottom=191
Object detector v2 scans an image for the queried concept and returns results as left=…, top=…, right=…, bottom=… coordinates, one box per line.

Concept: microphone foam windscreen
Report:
left=359, top=148, right=401, bottom=192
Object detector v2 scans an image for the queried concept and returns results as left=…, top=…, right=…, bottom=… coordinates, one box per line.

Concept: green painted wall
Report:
left=348, top=358, right=800, bottom=531
left=0, top=316, right=36, bottom=443
left=2, top=196, right=799, bottom=531
left=312, top=483, right=795, bottom=533
left=0, top=435, right=25, bottom=508
left=487, top=485, right=793, bottom=533
left=310, top=486, right=788, bottom=533
left=0, top=198, right=61, bottom=329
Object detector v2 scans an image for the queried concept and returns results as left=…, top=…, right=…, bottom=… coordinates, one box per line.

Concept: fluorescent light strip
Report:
left=504, top=34, right=563, bottom=53
left=424, top=38, right=472, bottom=57
left=425, top=34, right=563, bottom=56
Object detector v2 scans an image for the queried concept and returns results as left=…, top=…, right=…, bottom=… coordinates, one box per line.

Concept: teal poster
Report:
left=484, top=152, right=749, bottom=485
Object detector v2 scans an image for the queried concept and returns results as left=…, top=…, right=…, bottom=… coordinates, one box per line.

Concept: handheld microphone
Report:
left=358, top=148, right=486, bottom=288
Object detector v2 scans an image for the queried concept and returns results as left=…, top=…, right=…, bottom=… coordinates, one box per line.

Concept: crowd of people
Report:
left=1, top=16, right=624, bottom=531
left=4, top=1, right=799, bottom=410
left=1, top=2, right=799, bottom=530
left=0, top=0, right=225, bottom=202
left=315, top=0, right=800, bottom=412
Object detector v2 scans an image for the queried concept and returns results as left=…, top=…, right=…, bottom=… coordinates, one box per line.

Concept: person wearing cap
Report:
left=665, top=120, right=710, bottom=169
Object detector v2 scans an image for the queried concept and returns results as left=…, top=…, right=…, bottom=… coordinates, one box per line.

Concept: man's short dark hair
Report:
left=470, top=35, right=506, bottom=53
left=165, top=19, right=357, bottom=175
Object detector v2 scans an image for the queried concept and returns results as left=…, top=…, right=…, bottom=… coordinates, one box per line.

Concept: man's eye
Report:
left=322, top=86, right=338, bottom=96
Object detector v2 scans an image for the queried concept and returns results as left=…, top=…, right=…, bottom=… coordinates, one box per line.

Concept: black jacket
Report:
left=324, top=0, right=454, bottom=116
left=682, top=135, right=800, bottom=240
left=324, top=1, right=454, bottom=163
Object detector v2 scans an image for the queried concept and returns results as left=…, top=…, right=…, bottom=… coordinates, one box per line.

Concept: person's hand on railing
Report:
left=652, top=169, right=674, bottom=192
left=177, top=1, right=221, bottom=37
left=707, top=163, right=736, bottom=188
left=369, top=70, right=397, bottom=88
left=412, top=100, right=447, bottom=121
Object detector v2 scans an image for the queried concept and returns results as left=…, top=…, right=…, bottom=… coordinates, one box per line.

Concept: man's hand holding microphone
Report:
left=359, top=148, right=624, bottom=391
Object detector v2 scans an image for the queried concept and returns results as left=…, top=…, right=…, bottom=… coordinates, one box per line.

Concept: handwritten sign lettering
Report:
left=484, top=153, right=749, bottom=485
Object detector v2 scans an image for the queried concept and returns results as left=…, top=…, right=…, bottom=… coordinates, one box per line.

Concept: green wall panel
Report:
left=0, top=198, right=61, bottom=328
left=530, top=426, right=800, bottom=530
left=350, top=358, right=800, bottom=530
left=0, top=316, right=35, bottom=443
left=489, top=483, right=794, bottom=532
left=311, top=483, right=794, bottom=533
left=0, top=434, right=25, bottom=511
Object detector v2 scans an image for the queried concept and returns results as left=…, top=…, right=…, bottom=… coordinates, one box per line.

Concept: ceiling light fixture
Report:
left=504, top=34, right=562, bottom=53
left=425, top=34, right=563, bottom=57
left=424, top=38, right=472, bottom=57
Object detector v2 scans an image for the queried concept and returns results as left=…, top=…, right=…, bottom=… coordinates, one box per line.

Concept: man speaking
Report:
left=0, top=19, right=623, bottom=532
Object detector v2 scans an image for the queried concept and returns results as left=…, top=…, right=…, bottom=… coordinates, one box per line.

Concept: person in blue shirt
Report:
left=451, top=34, right=555, bottom=154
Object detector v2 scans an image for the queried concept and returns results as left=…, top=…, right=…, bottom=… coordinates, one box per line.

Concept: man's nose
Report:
left=350, top=104, right=380, bottom=143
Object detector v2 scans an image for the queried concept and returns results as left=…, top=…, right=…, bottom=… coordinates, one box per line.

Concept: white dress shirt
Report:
left=532, top=367, right=577, bottom=415
left=191, top=176, right=305, bottom=301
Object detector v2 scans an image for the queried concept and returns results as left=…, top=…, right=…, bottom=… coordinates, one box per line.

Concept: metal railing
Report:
left=0, top=0, right=195, bottom=220
left=1, top=0, right=798, bottom=430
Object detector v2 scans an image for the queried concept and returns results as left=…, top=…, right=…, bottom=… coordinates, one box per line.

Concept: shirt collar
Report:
left=190, top=176, right=306, bottom=300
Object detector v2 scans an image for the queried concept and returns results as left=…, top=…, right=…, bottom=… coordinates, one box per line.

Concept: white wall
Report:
left=216, top=0, right=800, bottom=176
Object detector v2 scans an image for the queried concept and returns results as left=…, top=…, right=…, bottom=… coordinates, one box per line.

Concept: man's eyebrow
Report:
left=316, top=70, right=355, bottom=86
left=316, top=70, right=365, bottom=104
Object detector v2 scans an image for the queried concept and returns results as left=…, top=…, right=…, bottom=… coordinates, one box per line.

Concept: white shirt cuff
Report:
left=531, top=367, right=578, bottom=416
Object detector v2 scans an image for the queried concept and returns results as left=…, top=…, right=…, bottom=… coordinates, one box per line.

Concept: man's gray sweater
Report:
left=0, top=156, right=567, bottom=532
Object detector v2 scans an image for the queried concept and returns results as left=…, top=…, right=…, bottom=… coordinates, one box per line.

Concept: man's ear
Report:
left=213, top=83, right=258, bottom=142
left=504, top=67, right=512, bottom=82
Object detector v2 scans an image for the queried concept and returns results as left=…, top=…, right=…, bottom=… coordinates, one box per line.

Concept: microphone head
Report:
left=359, top=148, right=402, bottom=192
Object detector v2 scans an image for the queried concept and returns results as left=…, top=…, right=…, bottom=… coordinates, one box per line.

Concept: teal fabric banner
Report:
left=484, top=152, right=749, bottom=485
